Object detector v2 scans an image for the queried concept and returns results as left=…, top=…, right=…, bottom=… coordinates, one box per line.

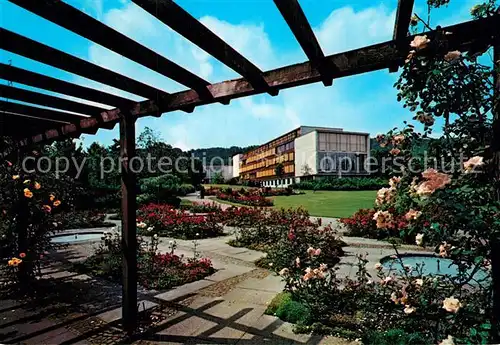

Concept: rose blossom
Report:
left=439, top=335, right=455, bottom=345
left=389, top=176, right=401, bottom=188
left=442, top=297, right=462, bottom=313
left=444, top=50, right=461, bottom=62
left=404, top=305, right=416, bottom=314
left=307, top=247, right=315, bottom=256
left=405, top=209, right=422, bottom=221
left=381, top=276, right=393, bottom=285
left=319, top=263, right=328, bottom=271
left=392, top=135, right=405, bottom=146
left=415, top=278, right=424, bottom=287
left=373, top=210, right=394, bottom=229
left=390, top=148, right=401, bottom=155
left=463, top=156, right=484, bottom=172
left=314, top=248, right=321, bottom=256
left=295, top=257, right=301, bottom=267
left=279, top=268, right=289, bottom=277
left=374, top=263, right=382, bottom=270
left=410, top=35, right=430, bottom=50
left=415, top=233, right=424, bottom=246
left=391, top=292, right=400, bottom=304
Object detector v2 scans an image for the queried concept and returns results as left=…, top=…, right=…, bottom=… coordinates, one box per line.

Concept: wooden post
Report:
left=119, top=112, right=137, bottom=335
left=491, top=45, right=500, bottom=342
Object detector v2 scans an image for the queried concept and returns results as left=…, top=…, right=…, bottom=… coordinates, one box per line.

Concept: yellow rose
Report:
left=24, top=188, right=33, bottom=199
left=53, top=200, right=61, bottom=207
left=12, top=175, right=20, bottom=180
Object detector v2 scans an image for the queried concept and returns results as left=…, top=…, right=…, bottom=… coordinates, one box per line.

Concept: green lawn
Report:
left=271, top=190, right=376, bottom=218
left=212, top=190, right=376, bottom=218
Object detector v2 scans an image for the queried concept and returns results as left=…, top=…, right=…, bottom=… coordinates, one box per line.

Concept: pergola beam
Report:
left=0, top=112, right=65, bottom=138
left=16, top=14, right=500, bottom=145
left=8, top=0, right=214, bottom=99
left=273, top=0, right=336, bottom=86
left=0, top=101, right=87, bottom=123
left=0, top=63, right=136, bottom=108
left=131, top=0, right=277, bottom=96
left=0, top=28, right=171, bottom=104
left=390, top=0, right=415, bottom=72
left=0, top=84, right=107, bottom=116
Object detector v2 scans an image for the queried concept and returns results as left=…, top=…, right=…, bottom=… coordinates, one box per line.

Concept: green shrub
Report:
left=266, top=292, right=311, bottom=325
left=139, top=175, right=194, bottom=203
left=265, top=292, right=292, bottom=315
left=275, top=300, right=311, bottom=324
left=292, top=177, right=387, bottom=191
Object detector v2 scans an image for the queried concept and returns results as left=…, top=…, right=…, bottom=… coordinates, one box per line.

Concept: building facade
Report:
left=232, top=126, right=370, bottom=187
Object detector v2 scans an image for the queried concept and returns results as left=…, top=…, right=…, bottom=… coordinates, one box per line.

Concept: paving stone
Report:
left=158, top=315, right=218, bottom=337
left=319, top=336, right=360, bottom=345
left=97, top=300, right=158, bottom=323
left=236, top=275, right=285, bottom=293
left=155, top=280, right=215, bottom=302
left=205, top=265, right=254, bottom=282
left=223, top=288, right=277, bottom=306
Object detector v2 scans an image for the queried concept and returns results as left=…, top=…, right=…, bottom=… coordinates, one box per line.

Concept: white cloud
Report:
left=314, top=5, right=396, bottom=54
left=80, top=1, right=412, bottom=149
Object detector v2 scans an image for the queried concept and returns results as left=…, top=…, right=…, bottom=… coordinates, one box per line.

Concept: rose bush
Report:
left=75, top=233, right=215, bottom=290
left=136, top=203, right=224, bottom=239
left=0, top=158, right=69, bottom=288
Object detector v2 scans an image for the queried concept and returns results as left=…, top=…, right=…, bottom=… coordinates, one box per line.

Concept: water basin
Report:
left=382, top=254, right=490, bottom=282
left=51, top=232, right=104, bottom=244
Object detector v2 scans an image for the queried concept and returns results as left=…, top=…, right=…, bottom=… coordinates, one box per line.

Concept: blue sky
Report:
left=1, top=0, right=475, bottom=149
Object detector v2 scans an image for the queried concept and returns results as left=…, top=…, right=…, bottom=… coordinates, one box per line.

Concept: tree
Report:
left=275, top=163, right=285, bottom=178
left=212, top=172, right=224, bottom=184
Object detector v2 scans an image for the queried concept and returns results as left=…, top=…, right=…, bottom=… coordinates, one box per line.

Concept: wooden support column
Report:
left=119, top=112, right=138, bottom=335
left=491, top=45, right=500, bottom=342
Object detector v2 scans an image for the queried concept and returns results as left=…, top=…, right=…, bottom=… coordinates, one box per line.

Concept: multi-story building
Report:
left=232, top=126, right=370, bottom=187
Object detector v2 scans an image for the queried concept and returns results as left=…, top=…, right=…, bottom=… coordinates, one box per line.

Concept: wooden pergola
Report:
left=1, top=0, right=499, bottom=335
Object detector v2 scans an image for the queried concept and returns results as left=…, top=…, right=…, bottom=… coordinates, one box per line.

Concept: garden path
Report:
left=0, top=214, right=430, bottom=344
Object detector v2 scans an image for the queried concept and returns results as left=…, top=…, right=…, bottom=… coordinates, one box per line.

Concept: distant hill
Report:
left=188, top=145, right=258, bottom=166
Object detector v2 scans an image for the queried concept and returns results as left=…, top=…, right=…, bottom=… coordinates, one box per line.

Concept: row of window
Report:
left=243, top=131, right=299, bottom=160
left=276, top=141, right=294, bottom=154
left=255, top=164, right=295, bottom=178
left=240, top=152, right=295, bottom=173
left=318, top=133, right=367, bottom=152
left=263, top=178, right=293, bottom=187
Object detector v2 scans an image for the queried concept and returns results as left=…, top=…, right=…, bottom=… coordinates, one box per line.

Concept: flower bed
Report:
left=217, top=191, right=273, bottom=207
left=136, top=203, right=224, bottom=239
left=74, top=233, right=215, bottom=290
left=183, top=201, right=223, bottom=213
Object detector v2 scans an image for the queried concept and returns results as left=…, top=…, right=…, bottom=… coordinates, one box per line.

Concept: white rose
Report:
left=442, top=297, right=462, bottom=313
left=415, top=233, right=424, bottom=246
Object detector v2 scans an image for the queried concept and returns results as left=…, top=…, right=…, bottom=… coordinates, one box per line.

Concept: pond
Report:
left=382, top=254, right=490, bottom=283
left=51, top=232, right=104, bottom=244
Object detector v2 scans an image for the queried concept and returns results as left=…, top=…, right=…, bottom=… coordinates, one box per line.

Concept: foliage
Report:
left=217, top=191, right=273, bottom=207
left=274, top=162, right=285, bottom=178
left=266, top=292, right=311, bottom=325
left=136, top=203, right=224, bottom=239
left=292, top=177, right=387, bottom=191
left=75, top=233, right=215, bottom=290
left=362, top=329, right=430, bottom=345
left=0, top=158, right=67, bottom=286
left=211, top=172, right=225, bottom=185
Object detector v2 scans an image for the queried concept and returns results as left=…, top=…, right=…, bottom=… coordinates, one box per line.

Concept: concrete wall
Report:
left=232, top=154, right=241, bottom=178
left=294, top=131, right=318, bottom=178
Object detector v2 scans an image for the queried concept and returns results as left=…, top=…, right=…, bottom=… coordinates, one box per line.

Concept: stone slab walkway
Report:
left=1, top=210, right=431, bottom=344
